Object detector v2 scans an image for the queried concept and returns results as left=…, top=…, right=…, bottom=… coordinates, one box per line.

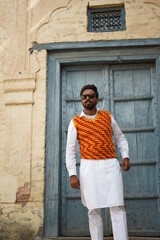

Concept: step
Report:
left=43, top=237, right=160, bottom=240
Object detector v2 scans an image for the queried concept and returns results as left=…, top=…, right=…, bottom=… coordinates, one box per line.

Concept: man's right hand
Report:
left=70, top=175, right=80, bottom=189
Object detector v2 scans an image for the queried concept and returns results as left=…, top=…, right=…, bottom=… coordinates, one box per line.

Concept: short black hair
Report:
left=80, top=84, right=99, bottom=98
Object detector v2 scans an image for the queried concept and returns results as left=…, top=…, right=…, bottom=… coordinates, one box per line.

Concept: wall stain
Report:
left=16, top=182, right=30, bottom=206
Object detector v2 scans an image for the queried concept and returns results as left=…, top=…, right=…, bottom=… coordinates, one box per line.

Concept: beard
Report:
left=82, top=100, right=97, bottom=110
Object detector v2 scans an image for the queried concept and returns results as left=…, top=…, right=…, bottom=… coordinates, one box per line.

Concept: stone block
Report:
left=0, top=174, right=18, bottom=203
left=0, top=203, right=43, bottom=240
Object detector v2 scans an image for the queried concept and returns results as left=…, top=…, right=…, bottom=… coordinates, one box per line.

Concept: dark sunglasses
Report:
left=81, top=94, right=96, bottom=100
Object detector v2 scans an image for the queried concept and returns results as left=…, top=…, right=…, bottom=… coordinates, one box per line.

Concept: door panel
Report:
left=113, top=69, right=151, bottom=96
left=61, top=65, right=111, bottom=236
left=110, top=64, right=160, bottom=235
left=61, top=63, right=160, bottom=236
left=114, top=100, right=153, bottom=128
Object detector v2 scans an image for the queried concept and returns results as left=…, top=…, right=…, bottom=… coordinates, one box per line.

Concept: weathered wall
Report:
left=35, top=0, right=160, bottom=43
left=0, top=0, right=160, bottom=239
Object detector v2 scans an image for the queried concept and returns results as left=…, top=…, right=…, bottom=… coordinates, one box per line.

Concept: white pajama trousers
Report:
left=88, top=206, right=128, bottom=240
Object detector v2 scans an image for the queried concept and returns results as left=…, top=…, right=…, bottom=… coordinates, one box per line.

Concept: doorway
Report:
left=60, top=63, right=160, bottom=236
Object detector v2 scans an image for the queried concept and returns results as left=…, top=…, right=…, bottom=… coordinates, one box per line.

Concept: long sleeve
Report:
left=66, top=120, right=77, bottom=177
left=111, top=115, right=129, bottom=159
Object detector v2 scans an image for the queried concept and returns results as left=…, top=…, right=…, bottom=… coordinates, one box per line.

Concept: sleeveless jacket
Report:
left=72, top=110, right=117, bottom=159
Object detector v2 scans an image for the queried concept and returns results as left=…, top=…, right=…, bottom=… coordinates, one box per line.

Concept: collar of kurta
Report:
left=80, top=108, right=100, bottom=118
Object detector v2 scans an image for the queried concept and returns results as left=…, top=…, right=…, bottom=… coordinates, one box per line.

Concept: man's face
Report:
left=81, top=89, right=99, bottom=110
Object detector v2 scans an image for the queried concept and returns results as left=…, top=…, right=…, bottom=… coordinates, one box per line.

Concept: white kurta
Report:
left=66, top=109, right=129, bottom=210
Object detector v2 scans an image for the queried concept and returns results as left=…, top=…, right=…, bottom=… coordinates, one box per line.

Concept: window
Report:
left=88, top=6, right=126, bottom=32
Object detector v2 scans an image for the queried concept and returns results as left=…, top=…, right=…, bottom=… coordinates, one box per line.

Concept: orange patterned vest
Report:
left=72, top=110, right=117, bottom=159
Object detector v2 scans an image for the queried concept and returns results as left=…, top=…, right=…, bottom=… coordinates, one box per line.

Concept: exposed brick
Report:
left=16, top=182, right=30, bottom=203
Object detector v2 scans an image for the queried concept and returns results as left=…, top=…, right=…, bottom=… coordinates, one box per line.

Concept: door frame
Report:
left=32, top=39, right=160, bottom=237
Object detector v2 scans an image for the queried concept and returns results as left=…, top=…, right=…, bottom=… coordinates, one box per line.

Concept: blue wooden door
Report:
left=61, top=64, right=160, bottom=236
left=61, top=65, right=111, bottom=236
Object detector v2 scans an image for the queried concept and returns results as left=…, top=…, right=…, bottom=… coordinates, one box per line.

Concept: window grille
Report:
left=88, top=7, right=126, bottom=32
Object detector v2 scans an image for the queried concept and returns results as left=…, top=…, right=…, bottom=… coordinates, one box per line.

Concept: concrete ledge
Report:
left=3, top=74, right=36, bottom=105
left=5, top=91, right=34, bottom=105
left=4, top=77, right=36, bottom=93
left=32, top=38, right=160, bottom=51
left=43, top=237, right=160, bottom=240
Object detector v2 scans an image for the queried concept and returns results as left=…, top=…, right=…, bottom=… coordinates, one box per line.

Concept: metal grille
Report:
left=88, top=7, right=126, bottom=32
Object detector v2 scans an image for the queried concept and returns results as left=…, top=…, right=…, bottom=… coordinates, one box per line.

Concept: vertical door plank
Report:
left=110, top=63, right=160, bottom=235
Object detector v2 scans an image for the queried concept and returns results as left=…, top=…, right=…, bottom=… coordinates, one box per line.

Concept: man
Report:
left=66, top=84, right=130, bottom=240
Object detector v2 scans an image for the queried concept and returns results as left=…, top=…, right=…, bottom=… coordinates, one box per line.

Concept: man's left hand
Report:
left=122, top=158, right=130, bottom=171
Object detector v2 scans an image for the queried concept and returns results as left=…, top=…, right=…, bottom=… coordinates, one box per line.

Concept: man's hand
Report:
left=70, top=175, right=80, bottom=189
left=122, top=158, right=130, bottom=171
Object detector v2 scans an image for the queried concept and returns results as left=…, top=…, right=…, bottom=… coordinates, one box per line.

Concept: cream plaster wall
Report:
left=0, top=0, right=160, bottom=239
left=35, top=0, right=160, bottom=43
